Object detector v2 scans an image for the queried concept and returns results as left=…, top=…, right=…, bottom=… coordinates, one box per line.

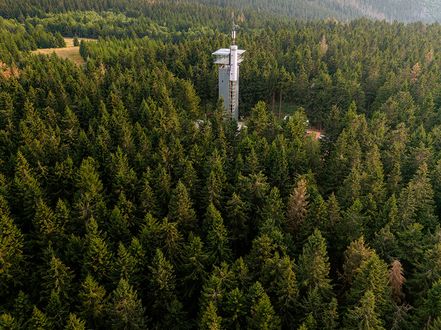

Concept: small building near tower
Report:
left=212, top=26, right=246, bottom=121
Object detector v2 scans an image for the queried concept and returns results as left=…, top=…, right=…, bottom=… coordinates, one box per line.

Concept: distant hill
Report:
left=1, top=0, right=441, bottom=22
left=185, top=0, right=441, bottom=22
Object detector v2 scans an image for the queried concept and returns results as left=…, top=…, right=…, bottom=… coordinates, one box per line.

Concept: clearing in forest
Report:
left=32, top=37, right=96, bottom=66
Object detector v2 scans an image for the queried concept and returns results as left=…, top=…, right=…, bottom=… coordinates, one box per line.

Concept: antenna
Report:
left=231, top=12, right=239, bottom=45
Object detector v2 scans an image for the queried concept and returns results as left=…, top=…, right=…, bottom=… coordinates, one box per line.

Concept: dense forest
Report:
left=3, top=0, right=441, bottom=329
left=3, top=0, right=441, bottom=22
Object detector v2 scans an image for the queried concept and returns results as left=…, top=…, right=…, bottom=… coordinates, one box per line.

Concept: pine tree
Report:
left=13, top=291, right=33, bottom=328
left=347, top=252, right=392, bottom=321
left=108, top=205, right=131, bottom=244
left=286, top=177, right=309, bottom=236
left=64, top=314, right=85, bottom=330
left=389, top=260, right=405, bottom=303
left=109, top=147, right=137, bottom=199
left=12, top=151, right=42, bottom=224
left=204, top=203, right=232, bottom=265
left=78, top=274, right=107, bottom=328
left=41, top=256, right=74, bottom=305
left=411, top=242, right=441, bottom=298
left=179, top=234, right=208, bottom=300
left=109, top=278, right=145, bottom=329
left=46, top=290, right=67, bottom=328
left=344, top=290, right=385, bottom=330
left=138, top=169, right=159, bottom=218
left=74, top=157, right=106, bottom=226
left=113, top=242, right=138, bottom=284
left=0, top=213, right=24, bottom=297
left=362, top=144, right=386, bottom=207
left=204, top=150, right=226, bottom=210
left=337, top=199, right=367, bottom=250
left=34, top=199, right=64, bottom=249
left=259, top=187, right=285, bottom=232
left=223, top=287, right=247, bottom=328
left=248, top=101, right=271, bottom=135
left=199, top=263, right=235, bottom=315
left=298, top=229, right=332, bottom=295
left=83, top=217, right=112, bottom=283
left=260, top=253, right=298, bottom=326
left=154, top=164, right=172, bottom=214
left=199, top=302, right=222, bottom=330
left=267, top=135, right=289, bottom=194
left=168, top=181, right=197, bottom=234
left=398, top=162, right=437, bottom=230
left=0, top=313, right=17, bottom=330
left=149, top=249, right=185, bottom=328
left=29, top=307, right=51, bottom=330
left=247, top=283, right=281, bottom=330
left=343, top=237, right=375, bottom=285
left=298, top=229, right=336, bottom=327
left=158, top=217, right=183, bottom=261
left=225, top=192, right=249, bottom=253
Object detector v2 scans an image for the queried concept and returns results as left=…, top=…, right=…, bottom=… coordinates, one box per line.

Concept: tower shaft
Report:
left=212, top=27, right=245, bottom=121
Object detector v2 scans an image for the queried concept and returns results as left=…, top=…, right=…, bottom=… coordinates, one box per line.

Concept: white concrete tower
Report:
left=213, top=24, right=245, bottom=121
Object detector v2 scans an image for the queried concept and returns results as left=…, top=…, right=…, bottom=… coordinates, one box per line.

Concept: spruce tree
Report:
left=247, top=282, right=281, bottom=330
left=29, top=307, right=51, bottom=330
left=286, top=177, right=309, bottom=236
left=199, top=302, right=222, bottom=330
left=149, top=249, right=185, bottom=328
left=225, top=192, right=249, bottom=253
left=78, top=274, right=107, bottom=328
left=204, top=203, right=232, bottom=265
left=0, top=313, right=17, bottom=330
left=83, top=217, right=112, bottom=283
left=64, top=314, right=85, bottom=330
left=109, top=278, right=145, bottom=329
left=179, top=234, right=208, bottom=300
left=168, top=181, right=197, bottom=235
left=344, top=290, right=385, bottom=330
left=0, top=214, right=24, bottom=297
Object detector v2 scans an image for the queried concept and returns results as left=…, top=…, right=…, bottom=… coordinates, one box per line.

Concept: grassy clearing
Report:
left=32, top=37, right=96, bottom=66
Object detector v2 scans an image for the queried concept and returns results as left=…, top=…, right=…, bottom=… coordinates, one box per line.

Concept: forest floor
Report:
left=32, top=37, right=96, bottom=66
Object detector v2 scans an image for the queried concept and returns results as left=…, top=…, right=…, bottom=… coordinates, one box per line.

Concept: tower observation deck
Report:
left=212, top=26, right=245, bottom=121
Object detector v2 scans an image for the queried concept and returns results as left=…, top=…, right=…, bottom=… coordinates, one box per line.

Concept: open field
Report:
left=32, top=37, right=96, bottom=66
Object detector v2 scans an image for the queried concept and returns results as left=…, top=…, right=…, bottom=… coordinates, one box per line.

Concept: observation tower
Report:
left=212, top=25, right=245, bottom=121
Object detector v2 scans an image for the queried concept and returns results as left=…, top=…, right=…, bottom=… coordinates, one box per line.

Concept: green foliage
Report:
left=168, top=181, right=197, bottom=234
left=2, top=4, right=441, bottom=328
left=109, top=278, right=145, bottom=329
left=78, top=275, right=107, bottom=328
left=344, top=290, right=385, bottom=330
left=0, top=213, right=23, bottom=296
left=247, top=282, right=281, bottom=329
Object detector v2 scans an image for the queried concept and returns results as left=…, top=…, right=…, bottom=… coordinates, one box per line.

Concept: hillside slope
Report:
left=1, top=0, right=441, bottom=22
left=186, top=0, right=441, bottom=22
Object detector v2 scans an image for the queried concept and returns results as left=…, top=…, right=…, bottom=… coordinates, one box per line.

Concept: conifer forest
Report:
left=4, top=0, right=441, bottom=329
